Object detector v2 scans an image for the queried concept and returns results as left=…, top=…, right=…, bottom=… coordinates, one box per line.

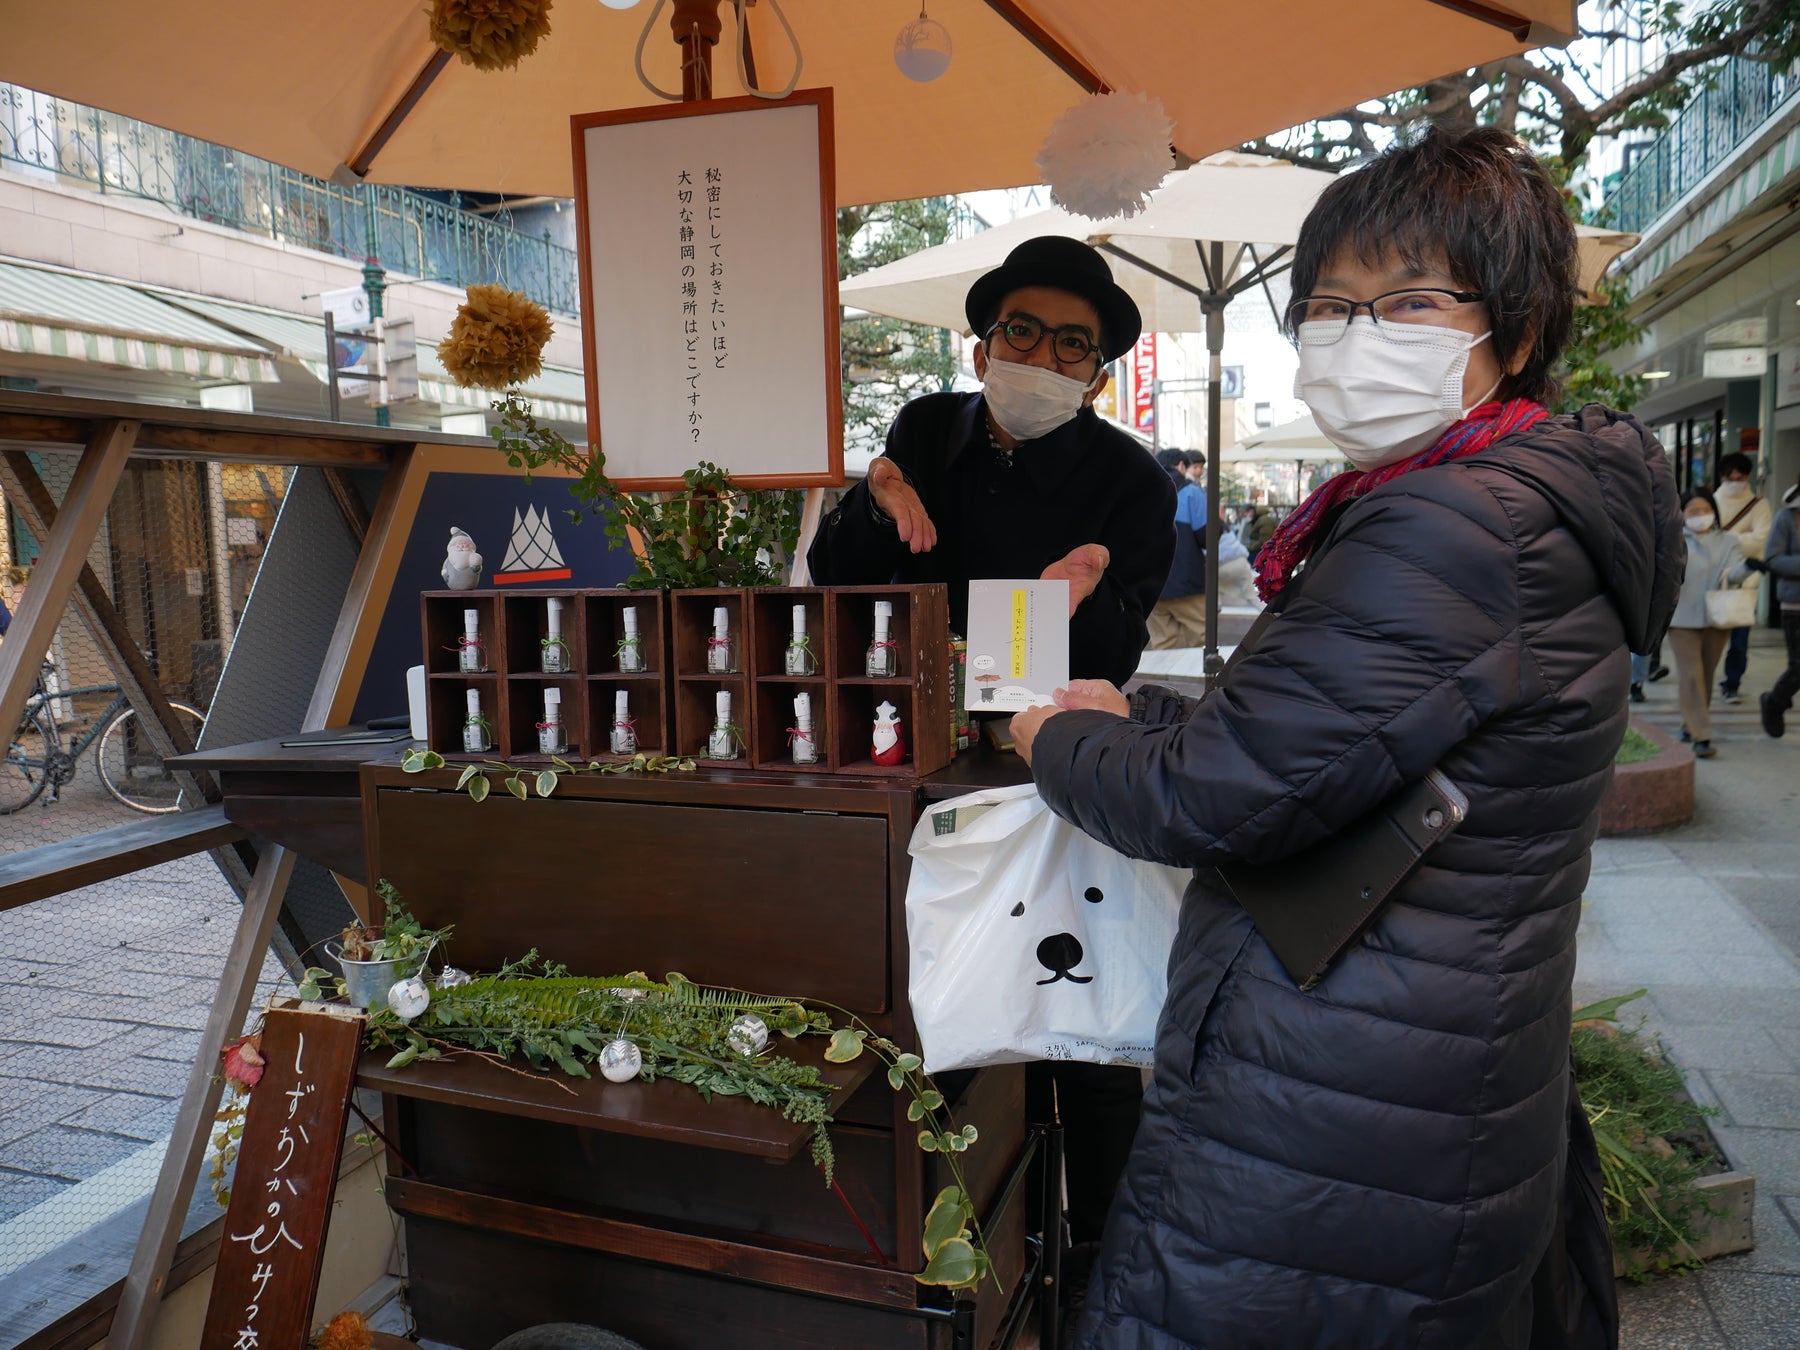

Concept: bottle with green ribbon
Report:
left=784, top=604, right=818, bottom=676
left=540, top=597, right=571, bottom=674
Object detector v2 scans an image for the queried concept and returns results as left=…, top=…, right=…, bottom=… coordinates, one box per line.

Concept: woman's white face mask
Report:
left=982, top=358, right=1099, bottom=442
left=1295, top=317, right=1500, bottom=470
left=1685, top=513, right=1715, bottom=533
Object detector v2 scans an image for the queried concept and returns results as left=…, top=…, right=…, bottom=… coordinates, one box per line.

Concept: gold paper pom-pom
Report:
left=427, top=0, right=553, bottom=72
left=312, top=1311, right=373, bottom=1350
left=437, top=284, right=554, bottom=390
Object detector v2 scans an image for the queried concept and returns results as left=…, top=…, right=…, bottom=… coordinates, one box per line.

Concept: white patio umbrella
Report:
left=840, top=168, right=1635, bottom=679
left=1222, top=414, right=1342, bottom=463
left=842, top=152, right=1331, bottom=681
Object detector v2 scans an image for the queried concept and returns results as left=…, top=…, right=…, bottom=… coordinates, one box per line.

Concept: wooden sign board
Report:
left=571, top=90, right=844, bottom=491
left=201, top=1004, right=364, bottom=1350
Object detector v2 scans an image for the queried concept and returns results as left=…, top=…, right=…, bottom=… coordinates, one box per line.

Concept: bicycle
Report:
left=4, top=668, right=205, bottom=816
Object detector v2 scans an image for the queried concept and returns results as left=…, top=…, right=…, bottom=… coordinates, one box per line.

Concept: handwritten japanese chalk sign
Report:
left=201, top=1004, right=363, bottom=1350
left=572, top=90, right=843, bottom=491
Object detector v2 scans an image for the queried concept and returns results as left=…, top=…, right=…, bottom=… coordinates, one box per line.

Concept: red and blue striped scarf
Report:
left=1254, top=397, right=1550, bottom=602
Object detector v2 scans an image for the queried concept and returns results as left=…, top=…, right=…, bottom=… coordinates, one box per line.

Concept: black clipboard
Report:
left=1216, top=768, right=1469, bottom=991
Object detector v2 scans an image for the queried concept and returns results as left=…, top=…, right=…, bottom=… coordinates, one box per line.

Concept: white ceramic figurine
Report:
left=441, top=527, right=483, bottom=590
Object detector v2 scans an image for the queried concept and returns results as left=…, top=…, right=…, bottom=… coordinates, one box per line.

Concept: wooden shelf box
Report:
left=749, top=587, right=833, bottom=772
left=670, top=588, right=754, bottom=765
left=828, top=584, right=951, bottom=778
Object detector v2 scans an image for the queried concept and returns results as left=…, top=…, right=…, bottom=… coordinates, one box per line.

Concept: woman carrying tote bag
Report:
left=1669, top=489, right=1755, bottom=758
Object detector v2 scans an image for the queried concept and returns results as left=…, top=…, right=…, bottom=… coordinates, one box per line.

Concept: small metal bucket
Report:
left=329, top=941, right=434, bottom=1010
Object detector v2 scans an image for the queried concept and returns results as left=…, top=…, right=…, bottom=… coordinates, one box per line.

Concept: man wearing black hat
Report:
left=808, top=235, right=1175, bottom=687
left=808, top=237, right=1174, bottom=1266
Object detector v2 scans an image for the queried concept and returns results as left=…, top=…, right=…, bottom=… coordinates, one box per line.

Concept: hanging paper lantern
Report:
left=428, top=0, right=555, bottom=71
left=437, top=284, right=554, bottom=390
left=894, top=10, right=952, bottom=83
left=1035, top=92, right=1175, bottom=221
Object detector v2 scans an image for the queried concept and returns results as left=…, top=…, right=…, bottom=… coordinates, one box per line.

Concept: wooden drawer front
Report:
left=373, top=789, right=892, bottom=1011
left=405, top=1100, right=899, bottom=1258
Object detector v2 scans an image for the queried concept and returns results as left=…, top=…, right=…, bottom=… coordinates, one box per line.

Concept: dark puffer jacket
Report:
left=1030, top=407, right=1683, bottom=1349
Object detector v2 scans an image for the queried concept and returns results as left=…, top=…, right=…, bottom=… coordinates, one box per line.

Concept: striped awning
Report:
left=0, top=260, right=278, bottom=382
left=163, top=292, right=587, bottom=424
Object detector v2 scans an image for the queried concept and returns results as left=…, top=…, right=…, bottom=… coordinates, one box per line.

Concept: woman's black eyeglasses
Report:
left=1287, top=288, right=1484, bottom=342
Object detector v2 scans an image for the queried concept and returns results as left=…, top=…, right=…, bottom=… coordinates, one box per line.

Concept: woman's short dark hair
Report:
left=1287, top=127, right=1578, bottom=406
left=1683, top=489, right=1721, bottom=526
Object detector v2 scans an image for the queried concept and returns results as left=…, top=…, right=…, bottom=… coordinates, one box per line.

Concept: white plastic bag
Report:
left=905, top=783, right=1189, bottom=1073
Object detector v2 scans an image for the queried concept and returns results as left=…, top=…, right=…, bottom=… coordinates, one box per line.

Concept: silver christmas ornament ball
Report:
left=436, top=965, right=472, bottom=989
left=726, top=1014, right=769, bottom=1056
left=387, top=975, right=431, bottom=1021
left=599, top=1038, right=643, bottom=1083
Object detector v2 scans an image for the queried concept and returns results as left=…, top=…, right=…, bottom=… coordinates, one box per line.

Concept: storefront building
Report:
left=1607, top=56, right=1800, bottom=501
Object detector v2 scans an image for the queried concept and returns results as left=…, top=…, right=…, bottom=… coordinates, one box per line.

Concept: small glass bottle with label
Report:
left=706, top=606, right=735, bottom=674
left=610, top=689, right=637, bottom=756
left=540, top=597, right=571, bottom=674
left=617, top=605, right=646, bottom=674
left=707, top=689, right=740, bottom=760
left=461, top=687, right=492, bottom=753
left=866, top=600, right=900, bottom=678
left=785, top=604, right=817, bottom=676
left=536, top=687, right=567, bottom=754
left=790, top=692, right=818, bottom=765
left=457, top=608, right=486, bottom=674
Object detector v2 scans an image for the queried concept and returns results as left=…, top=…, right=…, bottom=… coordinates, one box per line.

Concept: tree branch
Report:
left=1589, top=6, right=1779, bottom=128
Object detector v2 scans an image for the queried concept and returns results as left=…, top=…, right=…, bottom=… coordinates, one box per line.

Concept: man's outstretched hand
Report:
left=867, top=459, right=938, bottom=554
left=1041, top=543, right=1110, bottom=615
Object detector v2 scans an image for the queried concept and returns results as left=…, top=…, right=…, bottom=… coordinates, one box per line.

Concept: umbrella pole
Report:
left=671, top=0, right=724, bottom=101
left=1203, top=245, right=1225, bottom=690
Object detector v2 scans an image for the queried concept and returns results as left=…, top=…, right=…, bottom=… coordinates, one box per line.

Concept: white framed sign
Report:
left=571, top=90, right=844, bottom=491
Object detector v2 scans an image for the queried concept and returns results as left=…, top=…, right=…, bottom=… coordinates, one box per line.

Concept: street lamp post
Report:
left=362, top=258, right=389, bottom=428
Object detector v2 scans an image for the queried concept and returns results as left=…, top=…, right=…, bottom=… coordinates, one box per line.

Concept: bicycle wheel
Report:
left=95, top=702, right=206, bottom=814
left=1, top=705, right=56, bottom=815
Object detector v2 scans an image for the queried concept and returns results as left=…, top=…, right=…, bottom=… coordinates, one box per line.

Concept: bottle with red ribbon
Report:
left=866, top=600, right=900, bottom=678
left=609, top=688, right=637, bottom=755
left=790, top=692, right=818, bottom=765
left=706, top=605, right=736, bottom=674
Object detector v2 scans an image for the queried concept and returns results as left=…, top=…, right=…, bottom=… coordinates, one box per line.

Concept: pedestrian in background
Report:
left=1759, top=476, right=1800, bottom=738
left=1148, top=449, right=1210, bottom=648
left=1668, top=489, right=1755, bottom=759
left=1714, top=451, right=1772, bottom=703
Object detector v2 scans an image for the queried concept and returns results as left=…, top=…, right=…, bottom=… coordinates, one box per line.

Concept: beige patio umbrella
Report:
left=2, top=0, right=1574, bottom=206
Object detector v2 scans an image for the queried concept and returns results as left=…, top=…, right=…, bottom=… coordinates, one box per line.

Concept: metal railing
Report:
left=1601, top=54, right=1799, bottom=235
left=0, top=83, right=581, bottom=316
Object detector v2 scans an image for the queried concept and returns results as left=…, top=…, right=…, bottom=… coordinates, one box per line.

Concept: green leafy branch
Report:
left=490, top=393, right=803, bottom=590
left=400, top=747, right=697, bottom=802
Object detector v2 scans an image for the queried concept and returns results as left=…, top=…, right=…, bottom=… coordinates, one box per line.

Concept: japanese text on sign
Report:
left=678, top=166, right=728, bottom=444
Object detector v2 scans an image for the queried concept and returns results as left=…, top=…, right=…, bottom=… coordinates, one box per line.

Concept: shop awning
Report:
left=164, top=293, right=587, bottom=424
left=0, top=260, right=278, bottom=383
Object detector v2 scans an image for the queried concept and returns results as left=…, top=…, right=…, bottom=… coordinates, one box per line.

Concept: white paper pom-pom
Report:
left=1036, top=92, right=1175, bottom=221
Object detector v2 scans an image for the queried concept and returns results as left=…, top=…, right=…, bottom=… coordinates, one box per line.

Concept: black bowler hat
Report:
left=964, top=236, right=1142, bottom=363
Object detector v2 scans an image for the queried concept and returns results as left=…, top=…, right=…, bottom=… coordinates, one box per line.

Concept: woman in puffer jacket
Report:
left=1012, top=128, right=1684, bottom=1349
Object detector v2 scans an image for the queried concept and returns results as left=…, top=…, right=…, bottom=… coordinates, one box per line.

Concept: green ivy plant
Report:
left=490, top=393, right=804, bottom=590
left=823, top=1024, right=993, bottom=1290
left=400, top=746, right=697, bottom=801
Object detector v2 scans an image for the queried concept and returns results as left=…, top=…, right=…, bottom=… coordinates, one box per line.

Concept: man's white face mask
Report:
left=982, top=358, right=1098, bottom=442
left=1295, top=317, right=1500, bottom=470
